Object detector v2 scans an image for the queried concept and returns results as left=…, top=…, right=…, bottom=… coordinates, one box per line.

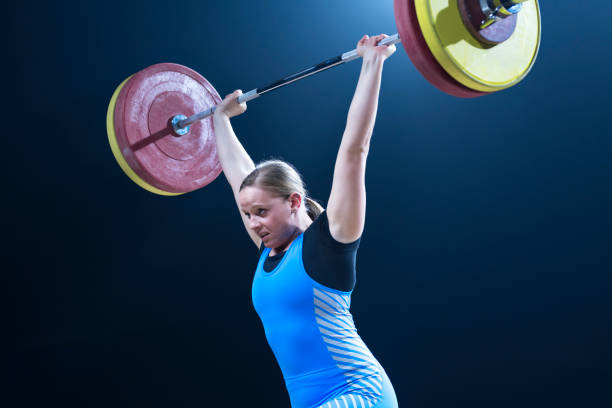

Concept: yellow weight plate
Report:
left=106, top=76, right=181, bottom=196
left=415, top=0, right=541, bottom=92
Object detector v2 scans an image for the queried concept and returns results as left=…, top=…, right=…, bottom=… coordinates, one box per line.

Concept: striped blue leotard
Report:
left=252, top=213, right=398, bottom=408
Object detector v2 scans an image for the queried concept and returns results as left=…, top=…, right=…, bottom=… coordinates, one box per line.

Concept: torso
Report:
left=251, top=222, right=385, bottom=408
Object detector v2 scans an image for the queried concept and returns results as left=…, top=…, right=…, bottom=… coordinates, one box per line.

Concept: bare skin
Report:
left=213, top=34, right=396, bottom=255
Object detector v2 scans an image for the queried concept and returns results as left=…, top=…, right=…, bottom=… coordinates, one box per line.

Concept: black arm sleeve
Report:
left=302, top=211, right=360, bottom=292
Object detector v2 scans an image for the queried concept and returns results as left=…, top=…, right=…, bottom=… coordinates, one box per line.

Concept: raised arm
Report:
left=326, top=35, right=396, bottom=243
left=213, top=91, right=261, bottom=248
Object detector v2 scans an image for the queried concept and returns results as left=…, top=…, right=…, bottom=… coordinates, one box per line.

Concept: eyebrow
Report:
left=241, top=203, right=267, bottom=212
left=244, top=202, right=266, bottom=208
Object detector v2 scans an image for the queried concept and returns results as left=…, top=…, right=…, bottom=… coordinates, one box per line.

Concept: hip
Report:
left=285, top=364, right=397, bottom=408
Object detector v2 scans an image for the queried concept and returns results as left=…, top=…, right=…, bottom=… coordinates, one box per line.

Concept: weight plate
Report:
left=107, top=75, right=181, bottom=196
left=394, top=0, right=486, bottom=98
left=109, top=63, right=222, bottom=195
left=414, top=0, right=541, bottom=92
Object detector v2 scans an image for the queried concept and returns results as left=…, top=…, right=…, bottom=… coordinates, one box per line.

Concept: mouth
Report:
left=260, top=232, right=270, bottom=241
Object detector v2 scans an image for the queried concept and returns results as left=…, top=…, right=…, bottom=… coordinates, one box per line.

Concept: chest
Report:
left=252, top=247, right=315, bottom=321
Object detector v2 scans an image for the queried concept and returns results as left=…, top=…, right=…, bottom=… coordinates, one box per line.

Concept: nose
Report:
left=249, top=216, right=261, bottom=230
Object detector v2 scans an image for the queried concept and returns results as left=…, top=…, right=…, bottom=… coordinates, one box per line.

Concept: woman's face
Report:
left=238, top=186, right=299, bottom=249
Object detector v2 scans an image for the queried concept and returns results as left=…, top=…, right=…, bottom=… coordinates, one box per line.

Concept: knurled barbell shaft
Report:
left=175, top=34, right=401, bottom=131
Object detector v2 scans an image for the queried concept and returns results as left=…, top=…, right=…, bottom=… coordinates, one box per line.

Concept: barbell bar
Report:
left=173, top=34, right=402, bottom=134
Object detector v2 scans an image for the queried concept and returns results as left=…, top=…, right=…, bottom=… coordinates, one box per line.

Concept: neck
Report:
left=297, top=209, right=313, bottom=232
left=270, top=211, right=313, bottom=256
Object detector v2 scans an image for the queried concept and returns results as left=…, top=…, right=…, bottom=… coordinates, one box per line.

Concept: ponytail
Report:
left=304, top=196, right=324, bottom=221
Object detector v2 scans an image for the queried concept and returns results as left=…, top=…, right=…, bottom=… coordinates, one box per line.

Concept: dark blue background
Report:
left=10, top=1, right=611, bottom=407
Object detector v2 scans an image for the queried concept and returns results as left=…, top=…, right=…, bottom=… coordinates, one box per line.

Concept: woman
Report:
left=213, top=34, right=398, bottom=408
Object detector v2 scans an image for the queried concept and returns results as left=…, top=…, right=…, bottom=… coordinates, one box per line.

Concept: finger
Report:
left=224, top=90, right=240, bottom=102
left=373, top=34, right=386, bottom=45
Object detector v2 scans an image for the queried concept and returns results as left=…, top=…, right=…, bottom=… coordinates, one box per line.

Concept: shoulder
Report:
left=305, top=211, right=361, bottom=250
left=302, top=211, right=360, bottom=292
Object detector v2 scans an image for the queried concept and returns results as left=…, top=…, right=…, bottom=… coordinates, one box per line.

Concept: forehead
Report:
left=239, top=186, right=279, bottom=208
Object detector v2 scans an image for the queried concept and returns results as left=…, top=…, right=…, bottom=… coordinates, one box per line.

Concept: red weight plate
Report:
left=393, top=0, right=487, bottom=98
left=113, top=63, right=222, bottom=194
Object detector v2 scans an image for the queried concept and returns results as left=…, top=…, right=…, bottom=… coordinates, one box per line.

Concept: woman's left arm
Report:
left=327, top=34, right=396, bottom=243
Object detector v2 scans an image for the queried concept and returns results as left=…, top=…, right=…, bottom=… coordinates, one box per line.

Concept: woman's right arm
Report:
left=213, top=90, right=262, bottom=248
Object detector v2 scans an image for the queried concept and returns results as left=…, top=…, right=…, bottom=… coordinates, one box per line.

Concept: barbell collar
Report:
left=480, top=0, right=525, bottom=29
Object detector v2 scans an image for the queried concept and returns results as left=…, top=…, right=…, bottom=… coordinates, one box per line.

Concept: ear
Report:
left=288, top=192, right=302, bottom=212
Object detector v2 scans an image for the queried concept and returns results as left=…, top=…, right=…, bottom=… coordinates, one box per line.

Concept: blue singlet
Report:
left=252, top=233, right=398, bottom=408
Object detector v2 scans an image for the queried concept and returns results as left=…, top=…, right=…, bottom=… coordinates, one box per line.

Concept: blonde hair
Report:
left=239, top=160, right=323, bottom=220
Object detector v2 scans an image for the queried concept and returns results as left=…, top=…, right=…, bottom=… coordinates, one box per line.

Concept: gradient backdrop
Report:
left=9, top=1, right=612, bottom=407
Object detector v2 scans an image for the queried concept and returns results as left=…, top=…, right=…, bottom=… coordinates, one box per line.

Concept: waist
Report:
left=284, top=365, right=348, bottom=408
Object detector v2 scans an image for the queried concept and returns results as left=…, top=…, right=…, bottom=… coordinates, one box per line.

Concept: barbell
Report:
left=107, top=0, right=541, bottom=196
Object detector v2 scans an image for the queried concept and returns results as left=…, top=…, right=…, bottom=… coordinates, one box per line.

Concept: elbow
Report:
left=340, top=129, right=373, bottom=157
left=343, top=142, right=370, bottom=158
left=342, top=136, right=371, bottom=156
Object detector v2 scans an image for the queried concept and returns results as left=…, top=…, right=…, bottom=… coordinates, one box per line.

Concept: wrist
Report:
left=363, top=52, right=386, bottom=63
left=213, top=110, right=230, bottom=121
left=361, top=55, right=385, bottom=73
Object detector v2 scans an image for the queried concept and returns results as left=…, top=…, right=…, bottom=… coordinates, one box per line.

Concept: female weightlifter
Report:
left=213, top=34, right=398, bottom=408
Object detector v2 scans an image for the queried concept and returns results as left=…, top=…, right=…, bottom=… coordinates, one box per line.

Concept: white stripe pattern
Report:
left=313, top=287, right=383, bottom=408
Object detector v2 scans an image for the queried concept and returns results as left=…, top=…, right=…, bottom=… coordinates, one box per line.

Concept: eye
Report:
left=244, top=212, right=250, bottom=219
left=257, top=209, right=267, bottom=216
